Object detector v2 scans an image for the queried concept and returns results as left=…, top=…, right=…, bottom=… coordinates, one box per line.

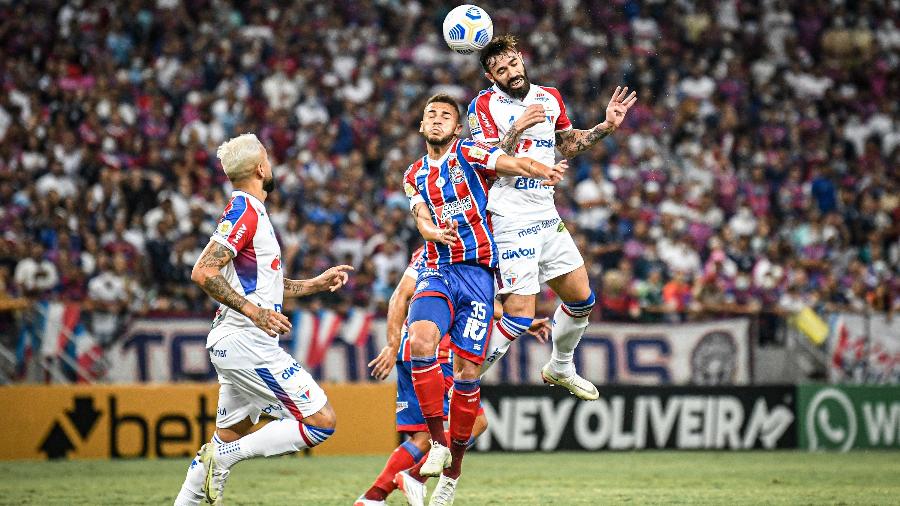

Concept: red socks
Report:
left=411, top=356, right=448, bottom=446
left=446, top=378, right=480, bottom=479
left=364, top=441, right=423, bottom=500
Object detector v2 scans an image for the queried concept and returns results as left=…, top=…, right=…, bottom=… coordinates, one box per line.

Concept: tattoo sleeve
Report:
left=498, top=123, right=524, bottom=155
left=555, top=123, right=616, bottom=158
left=195, top=241, right=250, bottom=315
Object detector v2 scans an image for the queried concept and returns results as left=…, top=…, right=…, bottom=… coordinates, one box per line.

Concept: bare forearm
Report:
left=556, top=122, right=616, bottom=158
left=283, top=278, right=322, bottom=298
left=386, top=292, right=411, bottom=350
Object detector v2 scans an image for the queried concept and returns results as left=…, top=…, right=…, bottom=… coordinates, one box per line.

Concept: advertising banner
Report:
left=827, top=313, right=900, bottom=385
left=0, top=383, right=395, bottom=460
left=797, top=384, right=900, bottom=451
left=483, top=318, right=751, bottom=386
left=105, top=314, right=386, bottom=383
left=475, top=385, right=796, bottom=452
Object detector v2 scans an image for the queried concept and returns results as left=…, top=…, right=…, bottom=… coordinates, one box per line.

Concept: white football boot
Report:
left=352, top=496, right=385, bottom=505
left=395, top=470, right=427, bottom=506
left=199, top=443, right=230, bottom=505
left=428, top=474, right=458, bottom=506
left=540, top=363, right=600, bottom=400
left=418, top=441, right=452, bottom=477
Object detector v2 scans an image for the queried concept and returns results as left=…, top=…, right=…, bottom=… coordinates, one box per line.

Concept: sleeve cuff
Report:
left=486, top=149, right=503, bottom=170
left=210, top=234, right=238, bottom=256
left=408, top=195, right=425, bottom=210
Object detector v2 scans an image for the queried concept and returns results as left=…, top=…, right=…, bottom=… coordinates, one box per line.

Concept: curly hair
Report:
left=478, top=34, right=520, bottom=73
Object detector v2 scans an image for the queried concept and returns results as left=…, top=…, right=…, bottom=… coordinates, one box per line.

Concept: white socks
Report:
left=550, top=294, right=595, bottom=377
left=215, top=419, right=334, bottom=469
left=173, top=434, right=223, bottom=506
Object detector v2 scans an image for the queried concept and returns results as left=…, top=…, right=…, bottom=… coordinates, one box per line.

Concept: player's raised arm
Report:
left=494, top=155, right=567, bottom=186
left=368, top=272, right=416, bottom=380
left=555, top=85, right=638, bottom=158
left=191, top=240, right=291, bottom=337
left=283, top=265, right=354, bottom=298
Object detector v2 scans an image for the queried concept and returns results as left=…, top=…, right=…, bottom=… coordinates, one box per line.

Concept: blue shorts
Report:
left=407, top=263, right=495, bottom=364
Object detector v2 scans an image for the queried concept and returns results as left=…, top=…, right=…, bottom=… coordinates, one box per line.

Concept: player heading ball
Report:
left=401, top=94, right=566, bottom=505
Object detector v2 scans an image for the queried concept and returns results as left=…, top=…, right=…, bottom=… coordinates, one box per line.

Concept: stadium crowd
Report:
left=0, top=0, right=898, bottom=347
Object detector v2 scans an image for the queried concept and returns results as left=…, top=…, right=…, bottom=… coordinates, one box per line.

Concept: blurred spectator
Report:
left=0, top=0, right=895, bottom=346
left=13, top=244, right=59, bottom=299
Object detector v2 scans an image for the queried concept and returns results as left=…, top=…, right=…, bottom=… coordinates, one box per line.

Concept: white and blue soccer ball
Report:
left=442, top=4, right=493, bottom=55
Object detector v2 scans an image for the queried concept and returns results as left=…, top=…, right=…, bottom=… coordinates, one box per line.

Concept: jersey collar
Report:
left=491, top=83, right=535, bottom=104
left=426, top=139, right=458, bottom=166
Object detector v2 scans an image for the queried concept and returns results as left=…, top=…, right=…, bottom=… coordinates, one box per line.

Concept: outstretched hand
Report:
left=527, top=317, right=552, bottom=343
left=605, top=86, right=638, bottom=129
left=541, top=160, right=568, bottom=186
left=315, top=265, right=354, bottom=292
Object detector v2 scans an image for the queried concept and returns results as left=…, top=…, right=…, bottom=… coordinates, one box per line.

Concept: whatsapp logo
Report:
left=806, top=388, right=857, bottom=452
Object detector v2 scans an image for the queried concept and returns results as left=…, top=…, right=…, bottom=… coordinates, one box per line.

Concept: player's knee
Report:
left=306, top=404, right=337, bottom=430
left=561, top=291, right=595, bottom=319
left=408, top=321, right=440, bottom=355
left=502, top=294, right=536, bottom=318
left=455, top=359, right=481, bottom=380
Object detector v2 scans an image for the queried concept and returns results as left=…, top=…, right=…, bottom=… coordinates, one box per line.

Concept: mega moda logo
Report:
left=439, top=196, right=473, bottom=221
left=502, top=247, right=536, bottom=260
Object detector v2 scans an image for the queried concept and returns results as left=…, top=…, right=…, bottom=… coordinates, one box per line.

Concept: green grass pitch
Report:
left=0, top=451, right=898, bottom=505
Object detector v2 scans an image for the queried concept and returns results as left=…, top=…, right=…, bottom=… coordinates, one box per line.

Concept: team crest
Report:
left=216, top=220, right=233, bottom=236
left=449, top=158, right=465, bottom=184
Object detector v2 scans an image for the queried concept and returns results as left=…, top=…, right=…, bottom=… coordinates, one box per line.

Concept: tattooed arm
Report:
left=555, top=123, right=617, bottom=158
left=496, top=104, right=547, bottom=154
left=555, top=85, right=638, bottom=158
left=191, top=240, right=292, bottom=336
left=283, top=265, right=353, bottom=298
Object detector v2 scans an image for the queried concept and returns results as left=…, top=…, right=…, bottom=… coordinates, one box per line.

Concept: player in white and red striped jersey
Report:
left=174, top=133, right=352, bottom=506
left=469, top=35, right=638, bottom=401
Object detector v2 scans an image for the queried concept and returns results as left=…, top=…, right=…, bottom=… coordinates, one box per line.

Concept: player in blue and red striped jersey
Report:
left=403, top=93, right=566, bottom=504
left=355, top=246, right=550, bottom=506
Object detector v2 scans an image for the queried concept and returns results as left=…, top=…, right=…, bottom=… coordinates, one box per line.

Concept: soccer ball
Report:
left=442, top=4, right=493, bottom=55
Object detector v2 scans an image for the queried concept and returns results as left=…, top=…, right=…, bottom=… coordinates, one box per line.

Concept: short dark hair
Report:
left=479, top=34, right=519, bottom=73
left=424, top=93, right=461, bottom=119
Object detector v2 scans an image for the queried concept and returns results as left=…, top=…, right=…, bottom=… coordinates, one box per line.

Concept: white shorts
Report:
left=209, top=332, right=328, bottom=428
left=493, top=214, right=584, bottom=296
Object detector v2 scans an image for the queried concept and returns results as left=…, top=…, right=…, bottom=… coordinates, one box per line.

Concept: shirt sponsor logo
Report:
left=501, top=247, right=536, bottom=260
left=514, top=177, right=553, bottom=191
left=516, top=218, right=560, bottom=237
left=439, top=195, right=472, bottom=221
left=479, top=111, right=496, bottom=137
left=281, top=361, right=302, bottom=380
left=230, top=223, right=247, bottom=245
